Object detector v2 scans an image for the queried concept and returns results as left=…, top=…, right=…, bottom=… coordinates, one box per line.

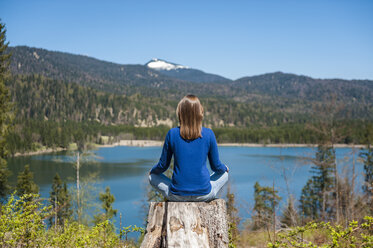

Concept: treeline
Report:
left=6, top=74, right=318, bottom=127
left=4, top=72, right=373, bottom=155
left=6, top=74, right=177, bottom=125
left=6, top=118, right=373, bottom=155
left=5, top=119, right=170, bottom=154
left=214, top=120, right=373, bottom=144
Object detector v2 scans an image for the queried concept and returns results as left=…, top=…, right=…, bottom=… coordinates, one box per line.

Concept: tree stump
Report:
left=140, top=199, right=229, bottom=248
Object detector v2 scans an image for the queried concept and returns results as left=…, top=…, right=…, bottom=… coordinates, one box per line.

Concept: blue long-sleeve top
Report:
left=150, top=126, right=228, bottom=196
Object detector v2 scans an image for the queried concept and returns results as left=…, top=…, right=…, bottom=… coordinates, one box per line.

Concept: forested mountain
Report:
left=8, top=46, right=373, bottom=107
left=7, top=46, right=373, bottom=121
left=4, top=46, right=373, bottom=153
left=7, top=46, right=191, bottom=96
left=5, top=75, right=313, bottom=127
left=234, top=72, right=373, bottom=103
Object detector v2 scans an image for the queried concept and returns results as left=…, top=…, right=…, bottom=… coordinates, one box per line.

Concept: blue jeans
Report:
left=148, top=171, right=228, bottom=202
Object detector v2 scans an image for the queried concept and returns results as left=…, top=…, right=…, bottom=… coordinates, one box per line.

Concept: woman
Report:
left=149, top=94, right=229, bottom=202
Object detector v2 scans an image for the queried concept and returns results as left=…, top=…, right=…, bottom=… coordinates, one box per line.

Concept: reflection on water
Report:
left=7, top=146, right=364, bottom=233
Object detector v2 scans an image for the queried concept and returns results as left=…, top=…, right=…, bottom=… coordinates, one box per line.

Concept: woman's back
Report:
left=149, top=94, right=228, bottom=201
left=150, top=126, right=227, bottom=196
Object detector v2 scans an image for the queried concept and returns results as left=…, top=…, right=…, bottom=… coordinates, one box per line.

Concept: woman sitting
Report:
left=149, top=94, right=229, bottom=202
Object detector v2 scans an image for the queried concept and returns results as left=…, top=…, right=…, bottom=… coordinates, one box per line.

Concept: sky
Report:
left=0, top=0, right=372, bottom=80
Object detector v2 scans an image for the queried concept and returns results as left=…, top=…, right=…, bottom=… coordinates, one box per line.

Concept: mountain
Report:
left=6, top=46, right=373, bottom=121
left=4, top=46, right=373, bottom=153
left=7, top=46, right=238, bottom=99
left=7, top=46, right=193, bottom=95
left=234, top=71, right=373, bottom=103
left=145, top=58, right=232, bottom=83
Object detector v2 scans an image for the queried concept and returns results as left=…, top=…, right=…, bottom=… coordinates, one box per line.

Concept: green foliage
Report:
left=0, top=193, right=143, bottom=247
left=268, top=216, right=373, bottom=248
left=94, top=186, right=117, bottom=225
left=0, top=193, right=50, bottom=247
left=0, top=21, right=14, bottom=203
left=300, top=179, right=319, bottom=220
left=226, top=185, right=240, bottom=248
left=0, top=158, right=11, bottom=202
left=0, top=21, right=14, bottom=159
left=360, top=145, right=373, bottom=196
left=300, top=145, right=336, bottom=221
left=253, top=182, right=282, bottom=230
left=120, top=225, right=145, bottom=242
left=16, top=164, right=39, bottom=200
left=360, top=144, right=373, bottom=214
left=49, top=173, right=72, bottom=227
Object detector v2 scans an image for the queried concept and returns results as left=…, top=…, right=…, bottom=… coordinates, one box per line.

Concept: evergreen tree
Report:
left=299, top=145, right=336, bottom=221
left=0, top=20, right=14, bottom=202
left=0, top=159, right=10, bottom=202
left=49, top=173, right=72, bottom=227
left=299, top=179, right=319, bottom=220
left=94, top=186, right=117, bottom=224
left=16, top=164, right=39, bottom=199
left=360, top=144, right=373, bottom=213
left=226, top=184, right=240, bottom=247
left=252, top=182, right=281, bottom=230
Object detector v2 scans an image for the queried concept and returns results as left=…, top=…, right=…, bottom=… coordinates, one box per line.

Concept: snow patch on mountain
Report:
left=146, top=58, right=189, bottom=71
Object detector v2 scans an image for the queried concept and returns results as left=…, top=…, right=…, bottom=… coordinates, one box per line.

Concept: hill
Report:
left=8, top=46, right=373, bottom=105
left=234, top=71, right=373, bottom=103
left=4, top=46, right=373, bottom=153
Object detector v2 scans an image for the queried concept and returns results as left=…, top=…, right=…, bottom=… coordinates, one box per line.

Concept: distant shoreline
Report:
left=12, top=140, right=366, bottom=157
left=96, top=140, right=366, bottom=148
left=13, top=147, right=67, bottom=157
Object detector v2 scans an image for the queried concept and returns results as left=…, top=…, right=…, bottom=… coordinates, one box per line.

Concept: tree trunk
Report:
left=141, top=199, right=229, bottom=248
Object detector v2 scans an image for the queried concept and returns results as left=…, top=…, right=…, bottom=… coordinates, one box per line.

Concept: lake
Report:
left=6, top=145, right=365, bottom=233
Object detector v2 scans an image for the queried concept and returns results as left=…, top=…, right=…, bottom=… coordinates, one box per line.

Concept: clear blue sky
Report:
left=1, top=0, right=372, bottom=80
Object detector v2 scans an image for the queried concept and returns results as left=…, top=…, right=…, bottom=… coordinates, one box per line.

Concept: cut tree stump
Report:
left=140, top=199, right=229, bottom=248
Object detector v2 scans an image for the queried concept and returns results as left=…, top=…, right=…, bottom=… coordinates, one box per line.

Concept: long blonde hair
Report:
left=176, top=95, right=204, bottom=140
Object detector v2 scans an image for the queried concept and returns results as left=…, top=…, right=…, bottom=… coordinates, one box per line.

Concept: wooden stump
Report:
left=140, top=199, right=229, bottom=248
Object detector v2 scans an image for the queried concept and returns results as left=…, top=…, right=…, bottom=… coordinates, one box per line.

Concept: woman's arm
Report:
left=208, top=129, right=228, bottom=173
left=150, top=130, right=173, bottom=174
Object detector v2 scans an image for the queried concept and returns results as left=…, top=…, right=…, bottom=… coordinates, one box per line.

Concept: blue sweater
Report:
left=150, top=127, right=228, bottom=196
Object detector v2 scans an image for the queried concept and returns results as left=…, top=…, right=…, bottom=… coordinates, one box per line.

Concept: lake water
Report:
left=7, top=146, right=365, bottom=233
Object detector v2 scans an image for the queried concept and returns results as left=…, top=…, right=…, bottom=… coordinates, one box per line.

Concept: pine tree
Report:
left=360, top=144, right=373, bottom=213
left=49, top=173, right=72, bottom=227
left=299, top=145, right=336, bottom=221
left=226, top=184, right=240, bottom=247
left=94, top=186, right=117, bottom=224
left=0, top=159, right=10, bottom=203
left=299, top=179, right=319, bottom=220
left=16, top=164, right=39, bottom=199
left=0, top=20, right=14, bottom=202
left=252, top=182, right=281, bottom=230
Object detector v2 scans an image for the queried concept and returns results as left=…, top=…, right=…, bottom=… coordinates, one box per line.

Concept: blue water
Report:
left=7, top=146, right=365, bottom=234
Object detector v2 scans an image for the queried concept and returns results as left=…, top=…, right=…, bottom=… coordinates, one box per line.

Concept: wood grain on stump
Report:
left=141, top=199, right=229, bottom=248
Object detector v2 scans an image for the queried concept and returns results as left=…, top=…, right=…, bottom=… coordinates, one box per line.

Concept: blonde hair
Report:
left=176, top=95, right=204, bottom=140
